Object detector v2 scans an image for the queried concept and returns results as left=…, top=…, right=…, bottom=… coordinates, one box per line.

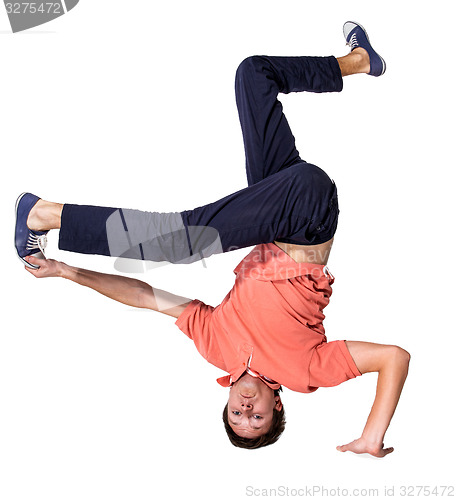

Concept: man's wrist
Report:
left=57, top=262, right=71, bottom=279
left=360, top=429, right=385, bottom=450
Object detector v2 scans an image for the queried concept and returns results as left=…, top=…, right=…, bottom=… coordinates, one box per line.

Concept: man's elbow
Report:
left=396, top=346, right=411, bottom=363
left=391, top=345, right=411, bottom=369
left=136, top=283, right=157, bottom=310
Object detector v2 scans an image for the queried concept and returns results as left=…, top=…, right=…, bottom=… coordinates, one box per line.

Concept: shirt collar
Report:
left=216, top=353, right=281, bottom=391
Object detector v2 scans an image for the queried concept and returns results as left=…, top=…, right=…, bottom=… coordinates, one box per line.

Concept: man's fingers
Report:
left=24, top=256, right=44, bottom=276
left=26, top=255, right=42, bottom=266
left=24, top=265, right=39, bottom=276
left=374, top=444, right=394, bottom=457
left=25, top=255, right=47, bottom=270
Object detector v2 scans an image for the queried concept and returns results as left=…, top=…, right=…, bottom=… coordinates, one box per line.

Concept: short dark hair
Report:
left=222, top=397, right=286, bottom=449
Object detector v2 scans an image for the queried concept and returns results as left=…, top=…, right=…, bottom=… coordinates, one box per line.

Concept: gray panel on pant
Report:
left=106, top=209, right=223, bottom=264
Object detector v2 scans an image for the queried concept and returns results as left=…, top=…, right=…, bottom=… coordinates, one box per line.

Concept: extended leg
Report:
left=23, top=160, right=338, bottom=265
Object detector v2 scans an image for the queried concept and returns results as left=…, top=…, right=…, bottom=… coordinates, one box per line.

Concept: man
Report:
left=15, top=22, right=410, bottom=455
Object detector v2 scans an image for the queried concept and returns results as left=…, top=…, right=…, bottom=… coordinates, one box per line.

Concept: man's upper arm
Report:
left=160, top=299, right=194, bottom=318
left=344, top=341, right=401, bottom=374
left=140, top=284, right=193, bottom=318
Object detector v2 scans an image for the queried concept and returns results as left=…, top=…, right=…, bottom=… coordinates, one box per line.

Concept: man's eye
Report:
left=253, top=415, right=263, bottom=419
left=232, top=410, right=241, bottom=416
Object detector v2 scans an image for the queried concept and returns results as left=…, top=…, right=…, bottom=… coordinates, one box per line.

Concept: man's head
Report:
left=222, top=373, right=286, bottom=449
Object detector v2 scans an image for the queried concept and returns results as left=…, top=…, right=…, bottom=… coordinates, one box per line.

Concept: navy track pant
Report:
left=59, top=55, right=343, bottom=264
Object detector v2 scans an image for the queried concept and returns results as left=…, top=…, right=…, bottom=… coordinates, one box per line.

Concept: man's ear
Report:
left=274, top=396, right=283, bottom=412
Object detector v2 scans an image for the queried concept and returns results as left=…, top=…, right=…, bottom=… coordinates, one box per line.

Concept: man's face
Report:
left=227, top=373, right=282, bottom=439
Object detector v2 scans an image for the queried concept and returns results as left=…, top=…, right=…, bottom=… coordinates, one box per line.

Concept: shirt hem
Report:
left=339, top=340, right=362, bottom=377
left=174, top=299, right=202, bottom=339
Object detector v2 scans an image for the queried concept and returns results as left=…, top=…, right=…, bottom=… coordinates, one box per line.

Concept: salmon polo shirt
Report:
left=175, top=243, right=361, bottom=393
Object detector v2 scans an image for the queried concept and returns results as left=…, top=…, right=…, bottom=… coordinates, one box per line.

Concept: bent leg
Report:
left=235, top=55, right=343, bottom=185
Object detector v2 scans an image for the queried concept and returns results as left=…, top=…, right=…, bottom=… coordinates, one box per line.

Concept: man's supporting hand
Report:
left=336, top=437, right=394, bottom=458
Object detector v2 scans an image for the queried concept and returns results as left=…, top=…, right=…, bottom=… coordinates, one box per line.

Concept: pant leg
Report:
left=58, top=204, right=219, bottom=264
left=59, top=162, right=338, bottom=263
left=235, top=55, right=343, bottom=186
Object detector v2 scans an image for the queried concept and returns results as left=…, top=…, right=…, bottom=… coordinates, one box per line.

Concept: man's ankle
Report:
left=351, top=47, right=370, bottom=74
left=27, top=200, right=63, bottom=231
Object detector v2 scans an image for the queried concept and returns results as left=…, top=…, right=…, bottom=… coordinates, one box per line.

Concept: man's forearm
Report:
left=24, top=256, right=192, bottom=318
left=60, top=263, right=153, bottom=309
left=58, top=262, right=192, bottom=317
left=361, top=349, right=410, bottom=446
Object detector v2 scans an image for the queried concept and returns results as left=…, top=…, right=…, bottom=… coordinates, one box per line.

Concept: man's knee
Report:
left=235, top=56, right=268, bottom=83
left=290, top=164, right=334, bottom=197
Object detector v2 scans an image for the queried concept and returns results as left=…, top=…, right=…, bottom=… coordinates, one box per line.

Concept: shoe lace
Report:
left=348, top=33, right=359, bottom=50
left=26, top=233, right=47, bottom=254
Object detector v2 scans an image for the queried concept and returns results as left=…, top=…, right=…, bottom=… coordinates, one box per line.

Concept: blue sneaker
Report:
left=343, top=21, right=386, bottom=77
left=15, top=192, right=48, bottom=269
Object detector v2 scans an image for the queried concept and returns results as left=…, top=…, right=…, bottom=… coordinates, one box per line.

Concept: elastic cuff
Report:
left=328, top=55, right=344, bottom=92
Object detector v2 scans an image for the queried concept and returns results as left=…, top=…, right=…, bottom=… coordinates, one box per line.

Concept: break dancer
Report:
left=15, top=22, right=410, bottom=455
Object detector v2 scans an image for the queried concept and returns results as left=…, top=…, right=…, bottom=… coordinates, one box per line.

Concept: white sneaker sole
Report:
left=15, top=192, right=46, bottom=270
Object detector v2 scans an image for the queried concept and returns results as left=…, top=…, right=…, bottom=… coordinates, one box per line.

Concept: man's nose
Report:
left=240, top=401, right=253, bottom=409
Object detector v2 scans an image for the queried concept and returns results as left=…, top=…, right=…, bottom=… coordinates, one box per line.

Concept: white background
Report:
left=1, top=1, right=455, bottom=499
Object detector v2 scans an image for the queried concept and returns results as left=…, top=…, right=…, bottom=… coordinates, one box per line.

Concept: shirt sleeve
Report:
left=174, top=299, right=227, bottom=371
left=308, top=340, right=362, bottom=389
